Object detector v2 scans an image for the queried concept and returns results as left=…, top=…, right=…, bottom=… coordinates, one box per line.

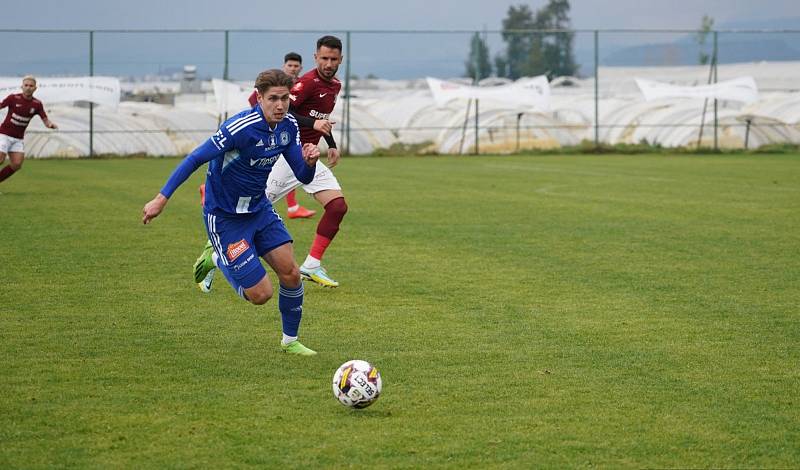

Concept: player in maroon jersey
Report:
left=251, top=52, right=333, bottom=220
left=199, top=52, right=334, bottom=219
left=0, top=76, right=58, bottom=184
left=272, top=35, right=347, bottom=288
left=199, top=36, right=347, bottom=289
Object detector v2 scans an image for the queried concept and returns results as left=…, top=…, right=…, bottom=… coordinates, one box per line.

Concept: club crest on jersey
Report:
left=269, top=134, right=276, bottom=147
left=280, top=131, right=289, bottom=146
left=226, top=239, right=250, bottom=262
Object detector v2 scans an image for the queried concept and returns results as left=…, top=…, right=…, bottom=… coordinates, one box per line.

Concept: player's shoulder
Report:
left=291, top=70, right=315, bottom=93
left=284, top=113, right=299, bottom=130
left=222, top=107, right=263, bottom=136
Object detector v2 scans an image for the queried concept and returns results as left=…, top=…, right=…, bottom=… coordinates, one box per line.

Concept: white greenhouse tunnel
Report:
left=19, top=61, right=800, bottom=157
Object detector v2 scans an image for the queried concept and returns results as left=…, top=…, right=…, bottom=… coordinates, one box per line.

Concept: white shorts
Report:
left=0, top=134, right=24, bottom=154
left=266, top=156, right=341, bottom=203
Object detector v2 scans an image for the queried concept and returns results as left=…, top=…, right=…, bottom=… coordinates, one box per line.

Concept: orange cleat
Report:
left=287, top=205, right=316, bottom=219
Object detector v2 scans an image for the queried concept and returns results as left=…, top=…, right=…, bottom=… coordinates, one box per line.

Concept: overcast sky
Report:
left=3, top=0, right=798, bottom=31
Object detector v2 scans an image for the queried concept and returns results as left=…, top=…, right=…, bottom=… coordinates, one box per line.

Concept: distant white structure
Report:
left=20, top=61, right=800, bottom=157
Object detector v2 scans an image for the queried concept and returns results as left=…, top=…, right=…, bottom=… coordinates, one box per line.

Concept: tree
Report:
left=496, top=1, right=578, bottom=79
left=540, top=0, right=578, bottom=77
left=696, top=15, right=715, bottom=65
left=500, top=5, right=536, bottom=79
left=465, top=32, right=492, bottom=81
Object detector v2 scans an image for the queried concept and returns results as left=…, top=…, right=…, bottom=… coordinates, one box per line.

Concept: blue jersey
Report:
left=160, top=106, right=314, bottom=214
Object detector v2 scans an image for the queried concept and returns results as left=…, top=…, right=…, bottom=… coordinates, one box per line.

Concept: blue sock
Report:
left=279, top=283, right=304, bottom=337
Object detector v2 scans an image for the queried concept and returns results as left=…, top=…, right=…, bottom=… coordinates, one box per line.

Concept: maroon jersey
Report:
left=0, top=93, right=47, bottom=139
left=247, top=90, right=258, bottom=107
left=290, top=69, right=341, bottom=144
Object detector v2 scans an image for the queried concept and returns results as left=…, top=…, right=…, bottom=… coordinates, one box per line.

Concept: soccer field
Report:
left=1, top=154, right=799, bottom=467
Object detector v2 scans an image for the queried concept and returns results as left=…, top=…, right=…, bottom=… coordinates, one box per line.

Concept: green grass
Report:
left=1, top=154, right=799, bottom=468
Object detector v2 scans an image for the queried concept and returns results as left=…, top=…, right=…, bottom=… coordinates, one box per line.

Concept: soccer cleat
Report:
left=287, top=205, right=316, bottom=219
left=300, top=266, right=339, bottom=288
left=193, top=240, right=216, bottom=292
left=281, top=340, right=317, bottom=356
left=198, top=268, right=215, bottom=293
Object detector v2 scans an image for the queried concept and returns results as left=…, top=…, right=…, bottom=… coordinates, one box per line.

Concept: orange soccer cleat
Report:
left=287, top=205, right=316, bottom=219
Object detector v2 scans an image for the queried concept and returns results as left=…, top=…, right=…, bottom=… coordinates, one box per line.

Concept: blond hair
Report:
left=22, top=75, right=37, bottom=85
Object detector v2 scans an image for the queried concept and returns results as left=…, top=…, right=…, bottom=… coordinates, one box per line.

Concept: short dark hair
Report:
left=284, top=52, right=302, bottom=64
left=254, top=69, right=294, bottom=94
left=316, top=35, right=342, bottom=52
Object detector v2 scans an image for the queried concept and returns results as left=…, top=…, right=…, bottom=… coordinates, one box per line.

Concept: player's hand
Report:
left=302, top=143, right=320, bottom=168
left=47, top=121, right=58, bottom=130
left=327, top=148, right=341, bottom=168
left=313, top=119, right=334, bottom=135
left=142, top=194, right=168, bottom=225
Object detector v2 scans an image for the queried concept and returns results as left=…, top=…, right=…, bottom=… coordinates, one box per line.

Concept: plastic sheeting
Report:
left=19, top=61, right=800, bottom=157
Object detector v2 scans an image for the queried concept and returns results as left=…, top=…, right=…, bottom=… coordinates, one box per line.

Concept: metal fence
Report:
left=2, top=28, right=799, bottom=156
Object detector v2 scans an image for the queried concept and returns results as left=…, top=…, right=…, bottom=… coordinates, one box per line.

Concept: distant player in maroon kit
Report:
left=268, top=35, right=347, bottom=288
left=0, top=76, right=58, bottom=184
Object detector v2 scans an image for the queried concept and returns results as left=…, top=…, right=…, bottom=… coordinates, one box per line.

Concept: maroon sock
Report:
left=0, top=165, right=16, bottom=183
left=310, top=197, right=348, bottom=260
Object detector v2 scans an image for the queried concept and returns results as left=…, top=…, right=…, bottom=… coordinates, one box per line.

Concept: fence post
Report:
left=89, top=30, right=94, bottom=158
left=593, top=30, right=599, bottom=149
left=344, top=31, right=351, bottom=155
left=713, top=31, right=718, bottom=150
left=223, top=30, right=229, bottom=80
left=474, top=99, right=479, bottom=154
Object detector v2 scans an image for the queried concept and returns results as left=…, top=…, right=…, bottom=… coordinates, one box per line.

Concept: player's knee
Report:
left=325, top=197, right=348, bottom=217
left=9, top=160, right=23, bottom=171
left=249, top=290, right=272, bottom=305
left=278, top=265, right=302, bottom=287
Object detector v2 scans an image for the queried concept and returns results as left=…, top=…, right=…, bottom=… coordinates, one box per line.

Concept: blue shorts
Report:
left=203, top=206, right=293, bottom=289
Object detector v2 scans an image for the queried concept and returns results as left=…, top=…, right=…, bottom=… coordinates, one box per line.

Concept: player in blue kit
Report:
left=142, top=69, right=321, bottom=356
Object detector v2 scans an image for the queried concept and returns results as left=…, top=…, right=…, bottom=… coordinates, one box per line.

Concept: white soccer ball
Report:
left=332, top=360, right=382, bottom=408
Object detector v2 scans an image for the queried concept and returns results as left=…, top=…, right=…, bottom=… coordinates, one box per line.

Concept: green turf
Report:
left=1, top=154, right=798, bottom=468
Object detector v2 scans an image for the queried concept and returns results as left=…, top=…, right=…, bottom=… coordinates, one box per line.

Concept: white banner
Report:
left=212, top=79, right=254, bottom=116
left=635, top=76, right=759, bottom=104
left=426, top=76, right=551, bottom=110
left=0, top=76, right=120, bottom=108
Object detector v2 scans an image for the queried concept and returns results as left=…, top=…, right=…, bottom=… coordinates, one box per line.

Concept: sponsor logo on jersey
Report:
left=226, top=239, right=250, bottom=262
left=250, top=155, right=280, bottom=167
left=309, top=109, right=330, bottom=119
left=30, top=108, right=35, bottom=114
left=280, top=131, right=289, bottom=145
left=292, top=82, right=303, bottom=92
left=319, top=93, right=327, bottom=98
left=211, top=130, right=227, bottom=150
left=256, top=139, right=264, bottom=146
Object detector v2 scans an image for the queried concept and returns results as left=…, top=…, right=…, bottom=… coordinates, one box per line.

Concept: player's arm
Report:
left=282, top=124, right=318, bottom=185
left=0, top=95, right=9, bottom=110
left=36, top=103, right=57, bottom=129
left=142, top=128, right=231, bottom=224
left=289, top=110, right=336, bottom=138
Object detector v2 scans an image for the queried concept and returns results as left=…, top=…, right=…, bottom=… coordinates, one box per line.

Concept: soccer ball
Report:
left=332, top=360, right=382, bottom=408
